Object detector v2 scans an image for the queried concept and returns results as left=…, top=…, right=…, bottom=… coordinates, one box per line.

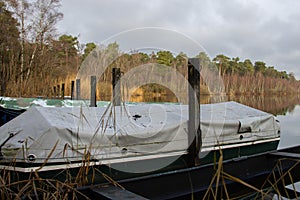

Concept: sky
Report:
left=57, top=0, right=300, bottom=79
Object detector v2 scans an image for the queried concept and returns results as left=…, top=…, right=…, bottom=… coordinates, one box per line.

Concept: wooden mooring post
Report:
left=57, top=85, right=60, bottom=98
left=61, top=83, right=65, bottom=100
left=90, top=76, right=97, bottom=107
left=187, top=58, right=201, bottom=166
left=76, top=79, right=81, bottom=100
left=112, top=68, right=121, bottom=106
left=53, top=86, right=56, bottom=98
left=71, top=81, right=75, bottom=100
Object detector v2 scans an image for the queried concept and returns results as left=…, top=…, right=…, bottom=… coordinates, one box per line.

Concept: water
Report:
left=277, top=105, right=300, bottom=149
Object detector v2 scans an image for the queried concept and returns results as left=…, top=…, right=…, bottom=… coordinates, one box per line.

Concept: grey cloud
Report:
left=57, top=0, right=300, bottom=79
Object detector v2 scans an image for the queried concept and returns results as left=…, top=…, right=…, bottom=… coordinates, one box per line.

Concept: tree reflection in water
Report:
left=130, top=92, right=300, bottom=116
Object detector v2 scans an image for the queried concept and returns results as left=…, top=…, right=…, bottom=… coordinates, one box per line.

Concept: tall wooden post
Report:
left=112, top=68, right=121, bottom=106
left=53, top=86, right=56, bottom=98
left=188, top=58, right=201, bottom=166
left=90, top=76, right=97, bottom=107
left=71, top=81, right=75, bottom=100
left=76, top=79, right=81, bottom=100
left=57, top=85, right=60, bottom=98
left=61, top=83, right=65, bottom=100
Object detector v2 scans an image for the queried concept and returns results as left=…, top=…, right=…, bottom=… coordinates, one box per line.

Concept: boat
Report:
left=0, top=101, right=280, bottom=182
left=0, top=106, right=25, bottom=126
left=0, top=97, right=109, bottom=126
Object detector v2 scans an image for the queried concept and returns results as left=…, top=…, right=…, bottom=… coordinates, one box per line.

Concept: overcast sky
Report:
left=57, top=0, right=300, bottom=79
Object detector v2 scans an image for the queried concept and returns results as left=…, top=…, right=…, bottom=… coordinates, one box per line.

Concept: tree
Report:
left=173, top=52, right=187, bottom=76
left=5, top=0, right=63, bottom=95
left=82, top=42, right=96, bottom=60
left=279, top=71, right=289, bottom=79
left=53, top=34, right=79, bottom=76
left=31, top=0, right=63, bottom=46
left=5, top=0, right=31, bottom=86
left=0, top=1, right=20, bottom=95
left=264, top=66, right=277, bottom=78
left=175, top=52, right=187, bottom=66
left=156, top=51, right=174, bottom=66
left=58, top=34, right=79, bottom=57
left=242, top=59, right=254, bottom=75
left=254, top=61, right=266, bottom=74
left=228, top=57, right=239, bottom=75
left=288, top=72, right=296, bottom=81
left=212, top=54, right=230, bottom=77
left=105, top=42, right=119, bottom=61
left=25, top=0, right=63, bottom=83
left=196, top=52, right=211, bottom=67
left=196, top=51, right=210, bottom=62
left=138, top=52, right=150, bottom=63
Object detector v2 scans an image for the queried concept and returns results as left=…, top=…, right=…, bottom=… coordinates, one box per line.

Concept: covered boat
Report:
left=0, top=101, right=280, bottom=175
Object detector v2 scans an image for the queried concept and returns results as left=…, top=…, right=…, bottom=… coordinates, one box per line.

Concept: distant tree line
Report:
left=1, top=0, right=299, bottom=98
left=198, top=53, right=299, bottom=95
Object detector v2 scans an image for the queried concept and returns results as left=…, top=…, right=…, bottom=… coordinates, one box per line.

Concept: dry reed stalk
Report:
left=261, top=158, right=300, bottom=199
left=202, top=149, right=223, bottom=200
left=94, top=168, right=124, bottom=190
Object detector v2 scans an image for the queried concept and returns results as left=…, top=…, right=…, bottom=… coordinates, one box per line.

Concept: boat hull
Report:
left=1, top=138, right=280, bottom=184
left=0, top=106, right=25, bottom=126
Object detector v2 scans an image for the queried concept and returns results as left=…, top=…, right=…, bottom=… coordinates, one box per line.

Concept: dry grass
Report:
left=201, top=151, right=300, bottom=200
left=0, top=152, right=124, bottom=200
left=259, top=158, right=300, bottom=199
left=202, top=149, right=267, bottom=200
left=1, top=149, right=300, bottom=199
left=0, top=172, right=89, bottom=200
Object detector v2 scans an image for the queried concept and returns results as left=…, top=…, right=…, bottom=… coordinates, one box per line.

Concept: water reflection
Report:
left=228, top=95, right=300, bottom=116
left=277, top=105, right=300, bottom=149
left=199, top=94, right=300, bottom=116
left=130, top=93, right=178, bottom=103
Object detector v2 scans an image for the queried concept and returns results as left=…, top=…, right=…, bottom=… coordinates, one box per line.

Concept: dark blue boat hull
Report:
left=0, top=106, right=25, bottom=126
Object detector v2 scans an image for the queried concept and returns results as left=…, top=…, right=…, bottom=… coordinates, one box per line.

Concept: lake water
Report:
left=276, top=105, right=300, bottom=149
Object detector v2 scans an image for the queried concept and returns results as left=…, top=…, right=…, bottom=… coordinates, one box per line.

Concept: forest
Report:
left=1, top=0, right=300, bottom=99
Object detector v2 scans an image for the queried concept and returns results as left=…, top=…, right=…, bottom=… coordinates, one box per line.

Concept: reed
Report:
left=201, top=146, right=300, bottom=199
left=1, top=146, right=300, bottom=199
left=259, top=158, right=300, bottom=199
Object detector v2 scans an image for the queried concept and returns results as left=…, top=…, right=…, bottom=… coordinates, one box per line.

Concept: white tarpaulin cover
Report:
left=0, top=101, right=280, bottom=163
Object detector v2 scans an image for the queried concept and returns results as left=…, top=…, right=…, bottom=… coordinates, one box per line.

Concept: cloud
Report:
left=57, top=0, right=300, bottom=79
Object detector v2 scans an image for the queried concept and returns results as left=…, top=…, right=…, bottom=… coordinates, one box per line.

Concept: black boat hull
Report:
left=0, top=106, right=25, bottom=126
